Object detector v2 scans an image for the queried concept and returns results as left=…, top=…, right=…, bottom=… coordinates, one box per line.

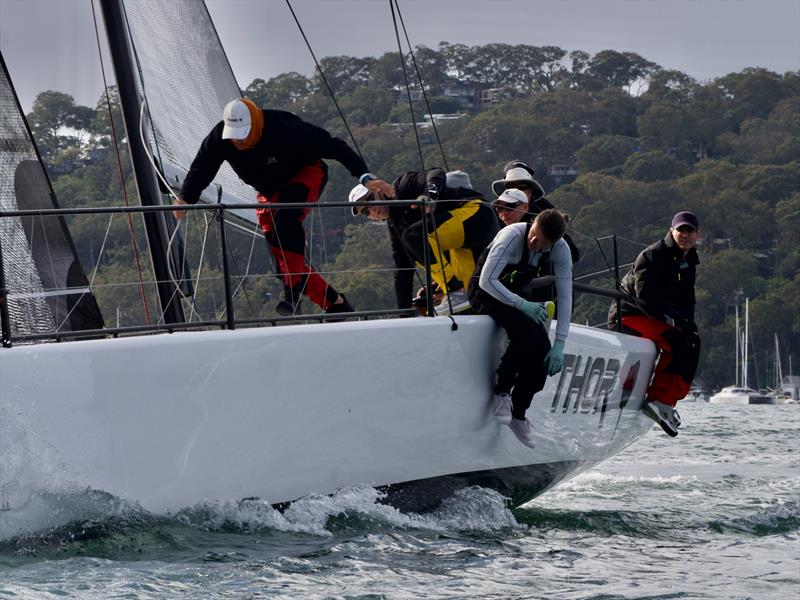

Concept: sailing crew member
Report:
left=173, top=98, right=394, bottom=316
left=608, top=211, right=702, bottom=437
left=349, top=167, right=498, bottom=313
left=492, top=160, right=580, bottom=263
left=468, top=209, right=573, bottom=448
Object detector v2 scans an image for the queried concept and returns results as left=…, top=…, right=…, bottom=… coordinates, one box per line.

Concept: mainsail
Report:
left=0, top=52, right=104, bottom=340
left=121, top=0, right=259, bottom=223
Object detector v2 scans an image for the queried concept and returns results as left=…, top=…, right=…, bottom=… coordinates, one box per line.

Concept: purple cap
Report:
left=671, top=211, right=699, bottom=230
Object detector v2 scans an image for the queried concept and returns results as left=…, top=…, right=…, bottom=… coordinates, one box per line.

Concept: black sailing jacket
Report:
left=180, top=109, right=368, bottom=202
left=609, top=231, right=699, bottom=327
left=386, top=168, right=487, bottom=307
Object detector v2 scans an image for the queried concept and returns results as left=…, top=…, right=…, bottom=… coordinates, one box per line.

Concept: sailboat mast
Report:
left=99, top=0, right=185, bottom=324
left=775, top=334, right=783, bottom=389
left=735, top=304, right=740, bottom=387
left=743, top=298, right=749, bottom=388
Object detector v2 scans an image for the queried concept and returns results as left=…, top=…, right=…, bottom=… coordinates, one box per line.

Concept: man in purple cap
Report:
left=608, top=211, right=702, bottom=437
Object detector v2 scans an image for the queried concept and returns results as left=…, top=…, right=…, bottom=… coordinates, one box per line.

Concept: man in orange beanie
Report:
left=174, top=98, right=393, bottom=316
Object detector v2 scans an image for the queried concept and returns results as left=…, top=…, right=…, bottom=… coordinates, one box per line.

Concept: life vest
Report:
left=468, top=222, right=557, bottom=313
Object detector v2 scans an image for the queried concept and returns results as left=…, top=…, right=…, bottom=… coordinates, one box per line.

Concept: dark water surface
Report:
left=1, top=403, right=797, bottom=599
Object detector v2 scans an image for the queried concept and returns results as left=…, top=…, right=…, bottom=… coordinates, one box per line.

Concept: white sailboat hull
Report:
left=709, top=388, right=777, bottom=405
left=0, top=316, right=655, bottom=530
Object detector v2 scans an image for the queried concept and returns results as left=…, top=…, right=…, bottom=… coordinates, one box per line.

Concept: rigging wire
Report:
left=90, top=0, right=152, bottom=325
left=389, top=0, right=425, bottom=171
left=389, top=0, right=456, bottom=321
left=284, top=0, right=365, bottom=163
left=392, top=0, right=449, bottom=171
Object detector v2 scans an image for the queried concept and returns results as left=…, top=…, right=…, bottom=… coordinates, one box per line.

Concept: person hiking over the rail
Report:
left=608, top=211, right=702, bottom=437
left=173, top=98, right=394, bottom=316
left=492, top=160, right=580, bottom=263
left=468, top=209, right=573, bottom=448
left=349, top=167, right=498, bottom=314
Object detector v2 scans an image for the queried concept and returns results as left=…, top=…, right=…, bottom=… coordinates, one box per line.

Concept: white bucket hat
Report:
left=445, top=170, right=472, bottom=190
left=491, top=167, right=546, bottom=198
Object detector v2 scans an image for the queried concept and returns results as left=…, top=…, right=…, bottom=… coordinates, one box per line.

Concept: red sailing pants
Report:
left=621, top=315, right=701, bottom=407
left=256, top=162, right=338, bottom=310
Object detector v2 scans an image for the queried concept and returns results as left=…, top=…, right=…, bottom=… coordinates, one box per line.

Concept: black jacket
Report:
left=387, top=168, right=486, bottom=308
left=609, top=232, right=699, bottom=327
left=180, top=109, right=368, bottom=202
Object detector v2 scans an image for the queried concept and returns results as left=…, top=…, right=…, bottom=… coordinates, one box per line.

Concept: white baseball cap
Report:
left=348, top=184, right=371, bottom=216
left=221, top=99, right=251, bottom=140
left=492, top=188, right=529, bottom=207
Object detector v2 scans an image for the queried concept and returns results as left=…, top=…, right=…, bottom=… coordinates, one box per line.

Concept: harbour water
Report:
left=1, top=403, right=797, bottom=599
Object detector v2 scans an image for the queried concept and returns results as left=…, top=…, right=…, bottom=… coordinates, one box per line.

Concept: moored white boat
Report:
left=708, top=386, right=777, bottom=405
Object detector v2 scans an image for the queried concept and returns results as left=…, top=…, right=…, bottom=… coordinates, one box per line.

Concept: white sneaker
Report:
left=492, top=393, right=512, bottom=424
left=508, top=417, right=536, bottom=448
left=435, top=290, right=470, bottom=315
left=643, top=400, right=680, bottom=437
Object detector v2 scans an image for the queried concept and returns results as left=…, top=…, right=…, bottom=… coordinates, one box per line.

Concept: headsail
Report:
left=0, top=52, right=104, bottom=340
left=121, top=0, right=259, bottom=223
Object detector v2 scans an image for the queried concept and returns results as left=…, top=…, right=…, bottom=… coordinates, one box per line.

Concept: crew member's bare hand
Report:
left=364, top=179, right=395, bottom=199
left=172, top=198, right=189, bottom=220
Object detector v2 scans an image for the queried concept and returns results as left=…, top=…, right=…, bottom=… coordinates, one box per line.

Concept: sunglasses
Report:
left=505, top=182, right=531, bottom=191
left=495, top=203, right=519, bottom=212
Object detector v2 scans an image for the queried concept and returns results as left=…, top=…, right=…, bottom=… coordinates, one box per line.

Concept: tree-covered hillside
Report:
left=26, top=44, right=799, bottom=390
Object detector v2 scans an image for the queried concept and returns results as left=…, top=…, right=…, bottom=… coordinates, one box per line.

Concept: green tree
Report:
left=27, top=90, right=91, bottom=160
left=244, top=72, right=313, bottom=110
left=775, top=193, right=800, bottom=277
left=329, top=222, right=395, bottom=310
left=585, top=50, right=660, bottom=92
left=575, top=135, right=638, bottom=172
left=622, top=151, right=689, bottom=182
left=636, top=101, right=692, bottom=153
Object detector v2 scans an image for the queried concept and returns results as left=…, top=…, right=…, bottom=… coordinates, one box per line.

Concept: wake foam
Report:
left=177, top=485, right=518, bottom=537
left=0, top=485, right=519, bottom=553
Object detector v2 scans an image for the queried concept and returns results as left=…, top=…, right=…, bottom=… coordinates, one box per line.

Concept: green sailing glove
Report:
left=519, top=300, right=547, bottom=323
left=545, top=340, right=565, bottom=376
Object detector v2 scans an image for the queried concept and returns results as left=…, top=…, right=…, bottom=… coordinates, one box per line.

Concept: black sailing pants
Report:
left=485, top=301, right=551, bottom=420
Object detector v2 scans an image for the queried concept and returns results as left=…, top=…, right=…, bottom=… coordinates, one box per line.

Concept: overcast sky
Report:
left=1, top=0, right=798, bottom=112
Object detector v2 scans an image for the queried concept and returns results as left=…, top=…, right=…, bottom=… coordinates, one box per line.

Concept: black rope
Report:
left=389, top=0, right=425, bottom=170
left=285, top=0, right=365, bottom=163
left=393, top=0, right=449, bottom=171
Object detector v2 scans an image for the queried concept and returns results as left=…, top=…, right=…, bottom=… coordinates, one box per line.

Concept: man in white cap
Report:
left=493, top=160, right=580, bottom=263
left=174, top=98, right=393, bottom=316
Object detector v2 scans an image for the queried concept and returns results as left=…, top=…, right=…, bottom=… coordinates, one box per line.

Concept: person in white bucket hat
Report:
left=493, top=160, right=580, bottom=263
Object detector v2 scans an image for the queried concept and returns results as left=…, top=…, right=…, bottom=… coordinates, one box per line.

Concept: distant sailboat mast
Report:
left=735, top=304, right=740, bottom=387
left=743, top=298, right=749, bottom=389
